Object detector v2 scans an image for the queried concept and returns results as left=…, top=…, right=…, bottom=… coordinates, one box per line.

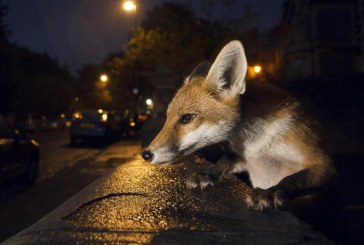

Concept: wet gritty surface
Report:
left=3, top=158, right=331, bottom=244
left=0, top=130, right=141, bottom=243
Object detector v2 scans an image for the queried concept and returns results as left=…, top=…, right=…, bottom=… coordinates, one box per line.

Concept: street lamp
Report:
left=132, top=88, right=139, bottom=114
left=100, top=74, right=108, bottom=83
left=122, top=0, right=137, bottom=13
left=146, top=98, right=153, bottom=106
left=132, top=88, right=139, bottom=95
left=146, top=98, right=153, bottom=109
left=253, top=65, right=262, bottom=74
left=122, top=0, right=137, bottom=30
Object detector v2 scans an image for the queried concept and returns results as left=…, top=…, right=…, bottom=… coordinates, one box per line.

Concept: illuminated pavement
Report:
left=3, top=156, right=331, bottom=244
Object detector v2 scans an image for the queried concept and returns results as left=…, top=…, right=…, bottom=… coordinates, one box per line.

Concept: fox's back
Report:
left=230, top=82, right=332, bottom=189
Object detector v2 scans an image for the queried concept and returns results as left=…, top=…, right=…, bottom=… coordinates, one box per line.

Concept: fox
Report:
left=141, top=40, right=338, bottom=212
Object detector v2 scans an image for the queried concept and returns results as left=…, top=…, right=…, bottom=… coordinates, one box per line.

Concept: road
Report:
left=0, top=130, right=141, bottom=242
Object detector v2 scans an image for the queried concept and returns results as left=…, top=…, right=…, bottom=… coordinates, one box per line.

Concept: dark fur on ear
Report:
left=185, top=61, right=211, bottom=83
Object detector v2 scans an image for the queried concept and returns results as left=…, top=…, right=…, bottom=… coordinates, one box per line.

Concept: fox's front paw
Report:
left=186, top=173, right=215, bottom=190
left=245, top=188, right=286, bottom=211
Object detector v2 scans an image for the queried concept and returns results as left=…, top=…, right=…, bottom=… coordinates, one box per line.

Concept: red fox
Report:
left=142, top=40, right=338, bottom=211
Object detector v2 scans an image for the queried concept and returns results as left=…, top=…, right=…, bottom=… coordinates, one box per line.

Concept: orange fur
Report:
left=142, top=40, right=337, bottom=211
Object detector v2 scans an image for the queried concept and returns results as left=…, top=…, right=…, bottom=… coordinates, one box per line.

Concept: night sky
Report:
left=5, top=0, right=283, bottom=75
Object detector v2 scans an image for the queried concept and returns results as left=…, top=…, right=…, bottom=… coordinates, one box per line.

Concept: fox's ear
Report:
left=205, top=40, right=247, bottom=99
left=185, top=61, right=211, bottom=84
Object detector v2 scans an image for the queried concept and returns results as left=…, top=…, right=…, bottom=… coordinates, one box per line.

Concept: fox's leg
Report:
left=245, top=164, right=337, bottom=210
left=185, top=172, right=217, bottom=190
left=186, top=153, right=241, bottom=190
left=245, top=187, right=287, bottom=211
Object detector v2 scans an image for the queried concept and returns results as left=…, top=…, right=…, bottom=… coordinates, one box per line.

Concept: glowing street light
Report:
left=122, top=0, right=137, bottom=13
left=253, top=65, right=262, bottom=74
left=145, top=99, right=153, bottom=107
left=100, top=74, right=108, bottom=83
left=146, top=98, right=153, bottom=106
left=146, top=98, right=153, bottom=110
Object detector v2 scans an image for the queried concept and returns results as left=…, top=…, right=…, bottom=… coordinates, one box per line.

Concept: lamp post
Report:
left=122, top=0, right=137, bottom=29
left=253, top=65, right=262, bottom=74
left=123, top=0, right=139, bottom=115
left=252, top=65, right=266, bottom=83
left=146, top=98, right=153, bottom=107
left=100, top=74, right=108, bottom=83
left=122, top=0, right=137, bottom=13
left=132, top=88, right=139, bottom=115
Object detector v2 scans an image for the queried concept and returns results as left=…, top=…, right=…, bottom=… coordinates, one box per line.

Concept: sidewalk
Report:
left=3, top=155, right=332, bottom=244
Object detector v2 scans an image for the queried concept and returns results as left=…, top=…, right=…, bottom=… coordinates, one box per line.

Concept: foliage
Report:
left=102, top=2, right=250, bottom=111
left=0, top=0, right=9, bottom=44
left=76, top=63, right=113, bottom=110
left=1, top=45, right=75, bottom=115
left=137, top=3, right=226, bottom=74
left=77, top=2, right=260, bottom=111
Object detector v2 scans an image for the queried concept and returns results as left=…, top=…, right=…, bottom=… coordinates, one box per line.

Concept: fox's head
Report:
left=142, top=40, right=247, bottom=164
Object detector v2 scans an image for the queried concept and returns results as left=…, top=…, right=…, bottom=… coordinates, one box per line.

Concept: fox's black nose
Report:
left=142, top=150, right=154, bottom=161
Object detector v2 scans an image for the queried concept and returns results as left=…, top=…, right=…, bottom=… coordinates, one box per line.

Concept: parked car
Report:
left=47, top=113, right=69, bottom=130
left=0, top=114, right=40, bottom=185
left=17, top=112, right=49, bottom=133
left=121, top=112, right=149, bottom=137
left=69, top=110, right=123, bottom=145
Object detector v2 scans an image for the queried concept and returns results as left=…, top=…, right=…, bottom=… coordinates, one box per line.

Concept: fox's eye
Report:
left=180, top=114, right=196, bottom=124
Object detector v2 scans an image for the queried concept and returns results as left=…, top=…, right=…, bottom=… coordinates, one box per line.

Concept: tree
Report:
left=0, top=1, right=10, bottom=113
left=109, top=3, right=223, bottom=83
left=0, top=0, right=75, bottom=115
left=5, top=48, right=75, bottom=115
left=77, top=64, right=102, bottom=109
left=0, top=0, right=9, bottom=44
left=104, top=2, right=260, bottom=112
left=140, top=3, right=215, bottom=73
left=130, top=2, right=255, bottom=74
left=1, top=42, right=75, bottom=115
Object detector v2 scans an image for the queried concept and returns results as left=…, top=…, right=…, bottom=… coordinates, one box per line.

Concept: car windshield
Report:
left=80, top=112, right=105, bottom=121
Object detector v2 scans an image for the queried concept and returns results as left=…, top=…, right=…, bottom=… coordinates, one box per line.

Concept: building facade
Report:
left=281, top=0, right=361, bottom=80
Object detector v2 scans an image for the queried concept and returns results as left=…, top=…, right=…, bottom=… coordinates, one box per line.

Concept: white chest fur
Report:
left=231, top=116, right=305, bottom=189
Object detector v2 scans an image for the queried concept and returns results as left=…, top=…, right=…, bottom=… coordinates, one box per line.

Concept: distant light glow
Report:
left=253, top=65, right=262, bottom=74
left=123, top=1, right=136, bottom=12
left=138, top=114, right=148, bottom=121
left=73, top=112, right=82, bottom=119
left=98, top=109, right=104, bottom=114
left=130, top=121, right=136, bottom=127
left=146, top=98, right=153, bottom=106
left=100, top=74, right=108, bottom=82
left=101, top=113, right=108, bottom=121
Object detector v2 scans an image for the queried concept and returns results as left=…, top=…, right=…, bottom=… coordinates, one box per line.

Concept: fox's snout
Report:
left=141, top=142, right=179, bottom=164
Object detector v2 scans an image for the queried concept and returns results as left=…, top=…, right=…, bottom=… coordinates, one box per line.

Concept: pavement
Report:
left=0, top=131, right=142, bottom=242
left=2, top=152, right=332, bottom=244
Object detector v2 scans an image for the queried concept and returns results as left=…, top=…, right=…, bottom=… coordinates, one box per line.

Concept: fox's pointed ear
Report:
left=185, top=61, right=211, bottom=84
left=205, top=40, right=247, bottom=99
